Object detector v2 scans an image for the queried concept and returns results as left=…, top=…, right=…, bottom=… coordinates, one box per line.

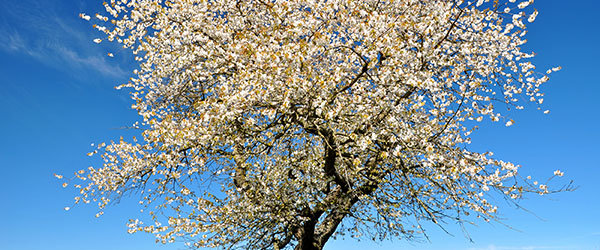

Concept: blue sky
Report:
left=0, top=0, right=598, bottom=250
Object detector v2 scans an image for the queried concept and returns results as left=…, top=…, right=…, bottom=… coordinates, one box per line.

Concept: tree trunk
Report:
left=295, top=219, right=321, bottom=250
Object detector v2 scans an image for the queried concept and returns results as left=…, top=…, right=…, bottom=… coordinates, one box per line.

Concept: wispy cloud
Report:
left=5, top=32, right=28, bottom=52
left=0, top=0, right=130, bottom=80
left=51, top=41, right=128, bottom=78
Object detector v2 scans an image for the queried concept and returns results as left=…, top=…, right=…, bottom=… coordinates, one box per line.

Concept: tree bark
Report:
left=294, top=208, right=325, bottom=250
left=295, top=220, right=319, bottom=250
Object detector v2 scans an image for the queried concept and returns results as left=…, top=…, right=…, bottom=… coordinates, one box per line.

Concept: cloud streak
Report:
left=0, top=0, right=130, bottom=80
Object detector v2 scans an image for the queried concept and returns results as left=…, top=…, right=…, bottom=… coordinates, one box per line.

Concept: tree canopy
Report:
left=63, top=0, right=569, bottom=249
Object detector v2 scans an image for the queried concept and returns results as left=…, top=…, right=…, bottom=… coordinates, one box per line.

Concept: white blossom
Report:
left=528, top=9, right=539, bottom=22
left=554, top=170, right=564, bottom=177
left=79, top=13, right=90, bottom=21
left=505, top=119, right=515, bottom=127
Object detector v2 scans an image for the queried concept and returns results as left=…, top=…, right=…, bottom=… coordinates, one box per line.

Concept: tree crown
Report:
left=63, top=0, right=569, bottom=249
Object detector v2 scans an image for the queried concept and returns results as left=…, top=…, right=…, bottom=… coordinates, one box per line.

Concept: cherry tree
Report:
left=63, top=0, right=569, bottom=249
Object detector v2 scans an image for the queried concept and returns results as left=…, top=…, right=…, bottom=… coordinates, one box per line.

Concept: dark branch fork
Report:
left=227, top=4, right=470, bottom=249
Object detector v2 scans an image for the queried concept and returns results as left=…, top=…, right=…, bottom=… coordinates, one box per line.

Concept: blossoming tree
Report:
left=63, top=0, right=570, bottom=249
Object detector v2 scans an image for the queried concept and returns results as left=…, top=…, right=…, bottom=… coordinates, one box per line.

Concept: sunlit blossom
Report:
left=554, top=170, right=564, bottom=177
left=79, top=13, right=90, bottom=21
left=505, top=119, right=515, bottom=127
